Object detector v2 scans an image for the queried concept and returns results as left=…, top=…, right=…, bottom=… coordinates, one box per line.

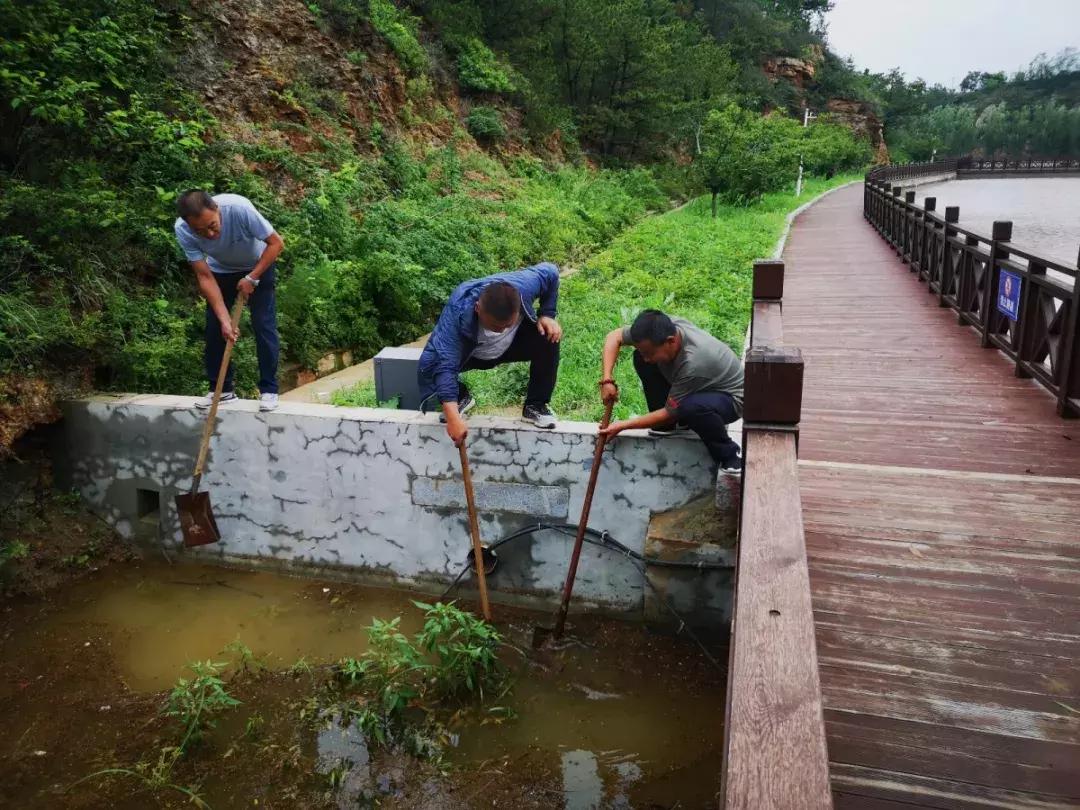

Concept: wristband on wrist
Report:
left=598, top=379, right=618, bottom=387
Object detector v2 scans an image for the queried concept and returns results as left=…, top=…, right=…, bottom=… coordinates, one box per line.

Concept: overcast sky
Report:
left=825, top=0, right=1080, bottom=88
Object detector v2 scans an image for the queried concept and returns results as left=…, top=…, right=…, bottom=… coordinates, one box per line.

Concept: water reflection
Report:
left=561, top=748, right=645, bottom=809
left=316, top=711, right=373, bottom=808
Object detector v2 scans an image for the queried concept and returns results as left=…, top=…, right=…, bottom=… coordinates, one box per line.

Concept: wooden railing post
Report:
left=1057, top=246, right=1080, bottom=417
left=890, top=185, right=902, bottom=251
left=940, top=205, right=960, bottom=307
left=722, top=259, right=831, bottom=810
left=904, top=190, right=917, bottom=270
left=922, top=197, right=937, bottom=287
left=982, top=221, right=1013, bottom=348
left=1014, top=255, right=1046, bottom=379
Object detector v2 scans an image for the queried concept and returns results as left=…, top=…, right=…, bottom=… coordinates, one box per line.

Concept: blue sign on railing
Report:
left=997, top=268, right=1022, bottom=321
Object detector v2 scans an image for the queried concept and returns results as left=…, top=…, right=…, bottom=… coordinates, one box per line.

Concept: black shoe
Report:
left=439, top=390, right=475, bottom=423
left=719, top=455, right=743, bottom=474
left=648, top=424, right=692, bottom=438
left=522, top=403, right=557, bottom=429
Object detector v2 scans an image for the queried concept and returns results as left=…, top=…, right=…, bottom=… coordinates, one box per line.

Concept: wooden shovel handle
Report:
left=459, top=441, right=492, bottom=621
left=552, top=399, right=614, bottom=637
left=190, top=293, right=248, bottom=493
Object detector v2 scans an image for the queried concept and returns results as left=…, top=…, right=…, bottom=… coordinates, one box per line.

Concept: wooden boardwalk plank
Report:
left=782, top=184, right=1080, bottom=808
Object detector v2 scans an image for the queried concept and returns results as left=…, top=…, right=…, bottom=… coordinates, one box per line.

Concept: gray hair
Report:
left=177, top=189, right=217, bottom=220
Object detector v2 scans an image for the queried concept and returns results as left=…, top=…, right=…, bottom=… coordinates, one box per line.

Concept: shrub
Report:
left=466, top=106, right=506, bottom=142
left=456, top=38, right=514, bottom=94
left=801, top=120, right=872, bottom=176
left=368, top=0, right=428, bottom=74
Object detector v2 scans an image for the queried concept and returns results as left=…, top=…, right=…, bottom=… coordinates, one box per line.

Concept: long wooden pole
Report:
left=458, top=441, right=492, bottom=621
left=553, top=400, right=614, bottom=638
left=189, top=293, right=247, bottom=495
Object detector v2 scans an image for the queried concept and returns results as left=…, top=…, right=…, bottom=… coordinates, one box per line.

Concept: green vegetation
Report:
left=369, top=0, right=429, bottom=74
left=327, top=601, right=507, bottom=762
left=822, top=48, right=1080, bottom=161
left=164, top=660, right=242, bottom=752
left=456, top=38, right=514, bottom=93
left=466, top=105, right=505, bottom=141
left=74, top=652, right=249, bottom=810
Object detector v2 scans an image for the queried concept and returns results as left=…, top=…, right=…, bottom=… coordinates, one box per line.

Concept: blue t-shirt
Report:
left=174, top=193, right=275, bottom=274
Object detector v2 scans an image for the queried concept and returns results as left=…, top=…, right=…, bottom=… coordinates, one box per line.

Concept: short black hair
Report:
left=629, top=309, right=677, bottom=345
left=478, top=281, right=519, bottom=322
left=177, top=189, right=217, bottom=220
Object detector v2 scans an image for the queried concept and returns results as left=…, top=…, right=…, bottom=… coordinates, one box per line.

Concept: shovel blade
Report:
left=174, top=491, right=221, bottom=547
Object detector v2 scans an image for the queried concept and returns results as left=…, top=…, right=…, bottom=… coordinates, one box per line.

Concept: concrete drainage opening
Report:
left=136, top=488, right=161, bottom=527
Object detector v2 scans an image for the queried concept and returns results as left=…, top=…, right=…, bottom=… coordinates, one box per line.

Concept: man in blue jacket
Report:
left=418, top=262, right=562, bottom=445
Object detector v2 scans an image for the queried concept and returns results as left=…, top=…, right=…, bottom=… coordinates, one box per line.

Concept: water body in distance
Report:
left=915, top=177, right=1080, bottom=267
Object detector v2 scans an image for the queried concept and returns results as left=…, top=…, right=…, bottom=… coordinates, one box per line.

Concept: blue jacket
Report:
left=418, top=262, right=560, bottom=405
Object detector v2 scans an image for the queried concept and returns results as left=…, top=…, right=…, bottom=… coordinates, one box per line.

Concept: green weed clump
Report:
left=325, top=601, right=508, bottom=762
left=466, top=105, right=506, bottom=142
left=164, top=660, right=242, bottom=752
left=457, top=38, right=514, bottom=93
left=368, top=0, right=428, bottom=74
left=72, top=655, right=245, bottom=809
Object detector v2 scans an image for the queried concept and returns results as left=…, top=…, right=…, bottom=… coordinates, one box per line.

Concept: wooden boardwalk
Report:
left=782, top=183, right=1080, bottom=809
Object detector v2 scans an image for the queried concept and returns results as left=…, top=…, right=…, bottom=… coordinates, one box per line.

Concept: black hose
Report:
left=441, top=522, right=728, bottom=669
left=481, top=522, right=730, bottom=570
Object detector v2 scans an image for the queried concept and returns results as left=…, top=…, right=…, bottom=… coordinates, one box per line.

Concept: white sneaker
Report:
left=194, top=391, right=238, bottom=409
left=259, top=393, right=279, bottom=412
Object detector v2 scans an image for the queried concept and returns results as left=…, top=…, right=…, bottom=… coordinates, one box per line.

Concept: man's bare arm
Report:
left=600, top=327, right=624, bottom=404
left=247, top=233, right=283, bottom=281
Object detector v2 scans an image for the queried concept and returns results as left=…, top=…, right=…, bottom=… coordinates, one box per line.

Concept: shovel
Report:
left=458, top=441, right=493, bottom=621
left=175, top=293, right=247, bottom=548
left=534, top=400, right=614, bottom=647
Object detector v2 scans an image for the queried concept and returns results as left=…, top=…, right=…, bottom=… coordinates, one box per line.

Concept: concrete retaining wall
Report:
left=56, top=395, right=733, bottom=621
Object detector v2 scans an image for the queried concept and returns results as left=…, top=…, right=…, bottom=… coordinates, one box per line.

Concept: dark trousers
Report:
left=463, top=321, right=559, bottom=407
left=633, top=351, right=741, bottom=466
left=205, top=268, right=279, bottom=394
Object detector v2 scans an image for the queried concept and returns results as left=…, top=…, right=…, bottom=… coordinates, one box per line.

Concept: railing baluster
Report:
left=942, top=206, right=960, bottom=308
left=1057, top=246, right=1080, bottom=417
left=923, top=197, right=937, bottom=288
left=982, top=221, right=1013, bottom=348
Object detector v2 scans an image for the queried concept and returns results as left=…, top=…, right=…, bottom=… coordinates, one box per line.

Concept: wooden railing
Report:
left=863, top=177, right=1080, bottom=418
left=866, top=155, right=1080, bottom=184
left=721, top=260, right=832, bottom=810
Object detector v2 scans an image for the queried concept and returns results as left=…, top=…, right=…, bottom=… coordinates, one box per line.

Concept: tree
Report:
left=696, top=103, right=800, bottom=215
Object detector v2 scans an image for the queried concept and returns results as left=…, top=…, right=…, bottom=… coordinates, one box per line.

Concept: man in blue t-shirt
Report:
left=174, top=190, right=284, bottom=411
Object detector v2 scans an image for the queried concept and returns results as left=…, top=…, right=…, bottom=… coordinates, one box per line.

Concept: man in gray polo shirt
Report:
left=598, top=309, right=744, bottom=471
left=174, top=190, right=284, bottom=411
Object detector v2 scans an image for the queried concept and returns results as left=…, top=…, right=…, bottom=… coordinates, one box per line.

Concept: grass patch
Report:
left=333, top=174, right=858, bottom=418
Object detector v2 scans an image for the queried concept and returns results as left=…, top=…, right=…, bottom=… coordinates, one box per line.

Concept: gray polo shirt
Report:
left=174, top=193, right=274, bottom=274
left=623, top=317, right=744, bottom=416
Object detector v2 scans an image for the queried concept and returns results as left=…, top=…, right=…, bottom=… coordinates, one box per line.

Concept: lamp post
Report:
left=795, top=105, right=817, bottom=197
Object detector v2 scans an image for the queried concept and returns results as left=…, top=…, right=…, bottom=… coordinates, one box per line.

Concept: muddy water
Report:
left=0, top=560, right=726, bottom=809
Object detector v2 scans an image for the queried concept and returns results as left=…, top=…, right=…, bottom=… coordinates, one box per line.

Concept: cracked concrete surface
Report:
left=57, top=394, right=731, bottom=617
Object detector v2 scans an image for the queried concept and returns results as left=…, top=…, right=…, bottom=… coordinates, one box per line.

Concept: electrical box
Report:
left=373, top=347, right=424, bottom=410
